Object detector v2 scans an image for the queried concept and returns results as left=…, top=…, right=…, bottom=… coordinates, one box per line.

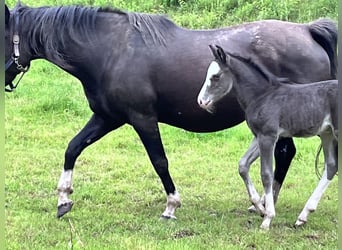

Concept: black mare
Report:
left=5, top=3, right=337, bottom=219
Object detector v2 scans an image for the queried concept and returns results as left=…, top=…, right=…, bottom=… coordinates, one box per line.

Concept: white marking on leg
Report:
left=295, top=134, right=337, bottom=226
left=260, top=191, right=275, bottom=230
left=161, top=191, right=181, bottom=219
left=248, top=194, right=265, bottom=213
left=57, top=169, right=74, bottom=207
left=295, top=169, right=331, bottom=226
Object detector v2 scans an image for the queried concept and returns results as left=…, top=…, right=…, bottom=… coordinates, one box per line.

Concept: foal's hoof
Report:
left=294, top=219, right=306, bottom=228
left=160, top=214, right=177, bottom=220
left=248, top=205, right=257, bottom=213
left=57, top=202, right=74, bottom=218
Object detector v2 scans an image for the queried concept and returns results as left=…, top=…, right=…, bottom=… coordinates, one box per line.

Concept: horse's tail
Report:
left=308, top=18, right=337, bottom=79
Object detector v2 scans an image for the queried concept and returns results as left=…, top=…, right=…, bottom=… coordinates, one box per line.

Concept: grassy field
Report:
left=5, top=0, right=338, bottom=249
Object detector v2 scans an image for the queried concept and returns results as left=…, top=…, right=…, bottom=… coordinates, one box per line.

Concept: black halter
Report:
left=5, top=10, right=30, bottom=92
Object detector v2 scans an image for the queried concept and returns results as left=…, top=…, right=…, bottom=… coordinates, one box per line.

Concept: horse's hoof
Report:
left=294, top=219, right=306, bottom=228
left=57, top=202, right=73, bottom=218
left=160, top=214, right=177, bottom=220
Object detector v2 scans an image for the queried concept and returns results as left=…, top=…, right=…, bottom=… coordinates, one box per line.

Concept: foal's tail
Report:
left=308, top=18, right=337, bottom=79
left=315, top=143, right=323, bottom=179
left=315, top=140, right=338, bottom=179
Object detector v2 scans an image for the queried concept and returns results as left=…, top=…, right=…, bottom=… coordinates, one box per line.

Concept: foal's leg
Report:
left=131, top=114, right=180, bottom=219
left=238, top=138, right=265, bottom=214
left=258, top=135, right=277, bottom=230
left=295, top=134, right=337, bottom=227
left=248, top=138, right=296, bottom=213
left=57, top=114, right=123, bottom=218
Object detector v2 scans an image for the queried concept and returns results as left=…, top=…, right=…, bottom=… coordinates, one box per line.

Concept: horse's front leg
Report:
left=248, top=138, right=296, bottom=213
left=57, top=114, right=123, bottom=218
left=238, top=137, right=264, bottom=214
left=131, top=113, right=181, bottom=219
left=258, top=135, right=277, bottom=230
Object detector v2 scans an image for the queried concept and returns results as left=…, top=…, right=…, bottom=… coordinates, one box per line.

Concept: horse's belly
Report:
left=158, top=105, right=245, bottom=132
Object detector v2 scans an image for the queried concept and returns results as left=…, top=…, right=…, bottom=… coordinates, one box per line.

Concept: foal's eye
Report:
left=212, top=74, right=220, bottom=81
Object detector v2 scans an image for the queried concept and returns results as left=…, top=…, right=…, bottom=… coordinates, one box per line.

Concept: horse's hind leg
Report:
left=295, top=133, right=337, bottom=227
left=131, top=115, right=180, bottom=219
left=57, top=114, right=123, bottom=218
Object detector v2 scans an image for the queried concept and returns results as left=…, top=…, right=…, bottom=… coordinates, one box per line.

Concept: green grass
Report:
left=6, top=0, right=337, bottom=27
left=5, top=1, right=338, bottom=249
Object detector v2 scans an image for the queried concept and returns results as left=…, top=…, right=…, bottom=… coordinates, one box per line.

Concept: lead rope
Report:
left=5, top=70, right=27, bottom=92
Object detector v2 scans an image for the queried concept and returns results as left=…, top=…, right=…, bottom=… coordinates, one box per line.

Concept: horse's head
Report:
left=5, top=4, right=31, bottom=92
left=197, top=45, right=235, bottom=113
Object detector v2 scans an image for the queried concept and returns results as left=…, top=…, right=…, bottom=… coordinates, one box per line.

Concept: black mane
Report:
left=126, top=12, right=176, bottom=46
left=13, top=4, right=100, bottom=64
left=99, top=6, right=176, bottom=45
left=11, top=4, right=176, bottom=65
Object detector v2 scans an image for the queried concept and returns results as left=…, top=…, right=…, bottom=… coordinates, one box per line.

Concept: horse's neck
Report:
left=22, top=7, right=122, bottom=70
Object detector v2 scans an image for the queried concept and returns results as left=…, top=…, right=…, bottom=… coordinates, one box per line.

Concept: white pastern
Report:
left=161, top=191, right=181, bottom=219
left=260, top=192, right=275, bottom=230
left=57, top=169, right=74, bottom=206
left=197, top=61, right=220, bottom=105
left=295, top=169, right=331, bottom=226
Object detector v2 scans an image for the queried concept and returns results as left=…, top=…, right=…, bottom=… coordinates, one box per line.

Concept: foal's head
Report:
left=197, top=45, right=235, bottom=112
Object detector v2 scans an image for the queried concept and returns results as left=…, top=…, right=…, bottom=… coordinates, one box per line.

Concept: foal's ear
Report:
left=209, top=44, right=220, bottom=60
left=209, top=44, right=227, bottom=65
left=5, top=5, right=10, bottom=25
left=215, top=45, right=227, bottom=65
left=216, top=45, right=227, bottom=64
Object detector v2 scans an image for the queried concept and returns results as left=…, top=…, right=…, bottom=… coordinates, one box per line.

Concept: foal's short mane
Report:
left=226, top=51, right=292, bottom=86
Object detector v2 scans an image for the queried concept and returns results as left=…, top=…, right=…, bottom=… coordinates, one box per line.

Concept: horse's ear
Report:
left=5, top=5, right=10, bottom=25
left=215, top=45, right=227, bottom=65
